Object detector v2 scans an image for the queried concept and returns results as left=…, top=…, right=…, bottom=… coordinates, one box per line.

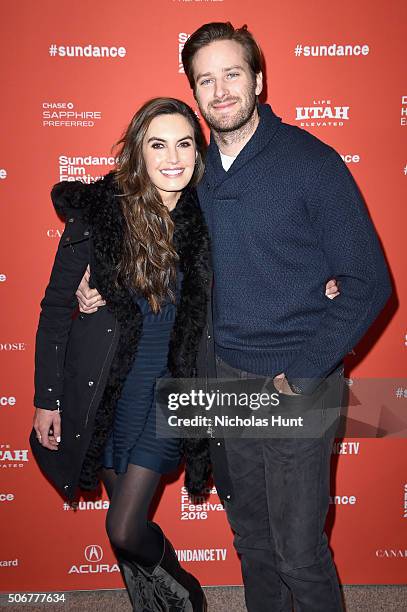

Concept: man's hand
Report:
left=273, top=279, right=339, bottom=396
left=76, top=265, right=106, bottom=313
left=273, top=373, right=300, bottom=396
left=325, top=279, right=339, bottom=299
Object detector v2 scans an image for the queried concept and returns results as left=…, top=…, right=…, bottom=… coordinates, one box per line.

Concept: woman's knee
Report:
left=105, top=511, right=144, bottom=553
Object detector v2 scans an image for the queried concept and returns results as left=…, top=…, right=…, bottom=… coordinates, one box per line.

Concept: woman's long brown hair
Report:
left=114, top=98, right=206, bottom=313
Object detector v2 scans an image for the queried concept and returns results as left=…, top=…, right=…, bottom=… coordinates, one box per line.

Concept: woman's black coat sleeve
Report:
left=34, top=212, right=90, bottom=410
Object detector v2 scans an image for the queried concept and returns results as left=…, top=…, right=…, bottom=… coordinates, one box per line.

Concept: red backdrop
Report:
left=1, top=0, right=406, bottom=592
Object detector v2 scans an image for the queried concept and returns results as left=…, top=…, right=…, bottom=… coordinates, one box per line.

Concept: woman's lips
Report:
left=160, top=168, right=185, bottom=177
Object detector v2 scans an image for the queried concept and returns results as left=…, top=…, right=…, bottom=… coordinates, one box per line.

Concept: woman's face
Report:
left=143, top=113, right=197, bottom=205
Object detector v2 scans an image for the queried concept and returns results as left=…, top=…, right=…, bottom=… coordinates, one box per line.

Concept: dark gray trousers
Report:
left=216, top=356, right=344, bottom=612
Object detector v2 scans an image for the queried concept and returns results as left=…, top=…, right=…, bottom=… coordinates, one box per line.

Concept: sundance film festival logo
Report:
left=0, top=168, right=7, bottom=179
left=68, top=545, right=119, bottom=574
left=0, top=492, right=15, bottom=502
left=329, top=494, right=357, bottom=505
left=48, top=44, right=126, bottom=58
left=0, top=396, right=16, bottom=408
left=0, top=274, right=7, bottom=282
left=401, top=96, right=407, bottom=126
left=0, top=445, right=28, bottom=469
left=42, top=102, right=102, bottom=128
left=340, top=153, right=360, bottom=165
left=58, top=154, right=117, bottom=183
left=296, top=99, right=350, bottom=127
left=180, top=485, right=224, bottom=521
left=178, top=33, right=190, bottom=73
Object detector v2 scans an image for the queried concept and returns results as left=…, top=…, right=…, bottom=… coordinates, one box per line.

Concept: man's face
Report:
left=192, top=39, right=263, bottom=133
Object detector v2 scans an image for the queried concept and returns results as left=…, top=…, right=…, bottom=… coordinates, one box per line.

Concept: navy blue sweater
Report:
left=197, top=104, right=391, bottom=393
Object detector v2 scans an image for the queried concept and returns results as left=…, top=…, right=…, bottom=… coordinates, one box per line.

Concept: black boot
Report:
left=118, top=553, right=159, bottom=611
left=119, top=523, right=207, bottom=611
left=150, top=522, right=207, bottom=612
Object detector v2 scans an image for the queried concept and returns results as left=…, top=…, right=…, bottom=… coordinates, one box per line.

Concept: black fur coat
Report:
left=31, top=173, right=211, bottom=500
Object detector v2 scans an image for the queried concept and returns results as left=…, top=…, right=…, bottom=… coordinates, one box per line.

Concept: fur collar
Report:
left=51, top=171, right=204, bottom=229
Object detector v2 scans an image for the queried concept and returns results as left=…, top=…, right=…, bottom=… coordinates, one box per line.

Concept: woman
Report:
left=30, top=98, right=211, bottom=612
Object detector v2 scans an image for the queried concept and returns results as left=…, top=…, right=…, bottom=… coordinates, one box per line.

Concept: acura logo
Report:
left=84, top=545, right=103, bottom=563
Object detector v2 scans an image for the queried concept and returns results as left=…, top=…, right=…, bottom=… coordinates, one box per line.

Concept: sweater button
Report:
left=226, top=494, right=231, bottom=500
left=75, top=433, right=81, bottom=439
left=68, top=217, right=74, bottom=223
left=88, top=381, right=94, bottom=387
left=217, top=441, right=221, bottom=446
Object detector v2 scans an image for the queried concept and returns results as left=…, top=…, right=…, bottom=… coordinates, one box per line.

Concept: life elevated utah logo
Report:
left=295, top=99, right=350, bottom=128
left=0, top=445, right=28, bottom=469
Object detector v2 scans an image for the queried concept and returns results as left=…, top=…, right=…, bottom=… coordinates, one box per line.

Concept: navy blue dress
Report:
left=102, top=282, right=182, bottom=474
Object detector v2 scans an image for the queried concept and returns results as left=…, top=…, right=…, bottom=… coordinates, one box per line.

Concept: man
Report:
left=78, top=22, right=391, bottom=611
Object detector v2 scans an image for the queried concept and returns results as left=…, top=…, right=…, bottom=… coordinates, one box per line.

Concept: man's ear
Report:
left=255, top=71, right=263, bottom=97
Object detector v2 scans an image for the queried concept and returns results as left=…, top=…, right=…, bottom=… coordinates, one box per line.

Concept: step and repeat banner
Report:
left=1, top=0, right=406, bottom=595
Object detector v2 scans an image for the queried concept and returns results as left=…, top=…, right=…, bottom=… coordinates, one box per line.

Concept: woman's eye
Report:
left=151, top=142, right=164, bottom=149
left=179, top=141, right=192, bottom=148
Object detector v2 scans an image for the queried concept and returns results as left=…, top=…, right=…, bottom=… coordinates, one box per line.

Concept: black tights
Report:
left=99, top=464, right=163, bottom=567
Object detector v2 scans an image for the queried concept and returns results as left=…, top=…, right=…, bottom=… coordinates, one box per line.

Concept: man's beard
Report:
left=201, top=89, right=257, bottom=133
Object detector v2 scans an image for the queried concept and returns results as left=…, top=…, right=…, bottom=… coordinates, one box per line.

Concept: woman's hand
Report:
left=33, top=408, right=61, bottom=450
left=325, top=278, right=340, bottom=299
left=76, top=265, right=106, bottom=313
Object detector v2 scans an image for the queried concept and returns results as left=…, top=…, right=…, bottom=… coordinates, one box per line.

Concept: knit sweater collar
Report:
left=206, top=104, right=282, bottom=181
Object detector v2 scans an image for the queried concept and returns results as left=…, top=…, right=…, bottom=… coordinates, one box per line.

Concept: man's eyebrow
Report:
left=195, top=71, right=212, bottom=81
left=196, top=65, right=244, bottom=81
left=146, top=136, right=193, bottom=143
left=223, top=65, right=244, bottom=72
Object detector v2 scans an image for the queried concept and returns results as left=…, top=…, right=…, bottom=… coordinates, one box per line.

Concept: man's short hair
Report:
left=182, top=22, right=263, bottom=90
